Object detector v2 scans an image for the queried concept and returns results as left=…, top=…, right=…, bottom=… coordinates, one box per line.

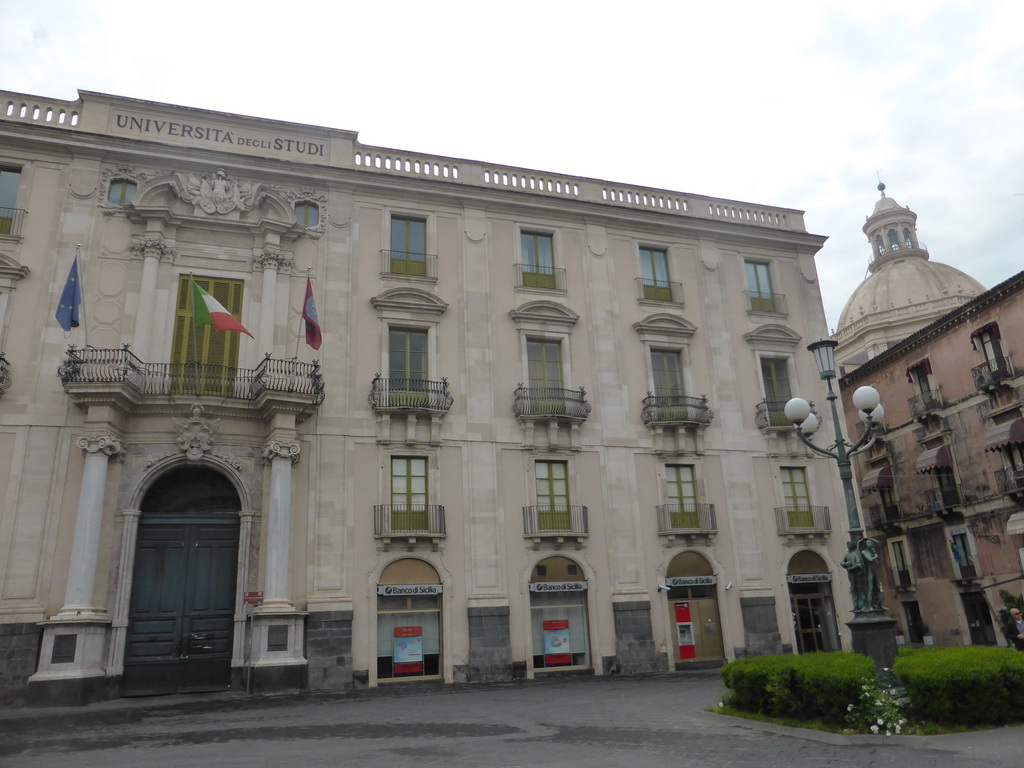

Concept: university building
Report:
left=0, top=89, right=852, bottom=705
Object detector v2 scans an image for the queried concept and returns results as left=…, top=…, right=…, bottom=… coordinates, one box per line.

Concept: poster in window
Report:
left=543, top=619, right=572, bottom=665
left=393, top=625, right=423, bottom=674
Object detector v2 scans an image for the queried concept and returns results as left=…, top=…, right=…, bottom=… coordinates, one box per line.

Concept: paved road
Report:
left=1, top=672, right=1022, bottom=767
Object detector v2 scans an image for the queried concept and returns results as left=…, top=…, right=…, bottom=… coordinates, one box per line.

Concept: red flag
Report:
left=302, top=276, right=322, bottom=350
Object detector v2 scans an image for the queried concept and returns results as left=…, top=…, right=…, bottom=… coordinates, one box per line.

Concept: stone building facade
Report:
left=0, top=89, right=853, bottom=705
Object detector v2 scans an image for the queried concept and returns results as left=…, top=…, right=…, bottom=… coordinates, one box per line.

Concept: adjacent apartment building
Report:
left=0, top=89, right=851, bottom=705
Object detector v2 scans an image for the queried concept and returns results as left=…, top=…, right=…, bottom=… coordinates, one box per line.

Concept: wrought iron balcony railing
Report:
left=515, top=263, right=566, bottom=291
left=641, top=394, right=714, bottom=427
left=0, top=207, right=26, bottom=238
left=373, top=504, right=446, bottom=537
left=744, top=290, right=787, bottom=315
left=909, top=389, right=943, bottom=418
left=513, top=385, right=591, bottom=421
left=755, top=398, right=793, bottom=430
left=868, top=501, right=903, bottom=528
left=775, top=505, right=831, bottom=535
left=635, top=277, right=683, bottom=303
left=995, top=466, right=1024, bottom=495
left=379, top=249, right=438, bottom=279
left=972, top=355, right=1014, bottom=390
left=522, top=505, right=588, bottom=536
left=924, top=485, right=962, bottom=513
left=954, top=560, right=978, bottom=580
left=369, top=375, right=453, bottom=413
left=0, top=351, right=10, bottom=396
left=57, top=346, right=325, bottom=404
left=656, top=502, right=716, bottom=534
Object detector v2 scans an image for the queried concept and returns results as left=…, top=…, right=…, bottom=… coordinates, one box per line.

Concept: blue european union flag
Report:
left=55, top=255, right=83, bottom=332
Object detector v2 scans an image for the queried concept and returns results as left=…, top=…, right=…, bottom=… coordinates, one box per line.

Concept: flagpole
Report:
left=77, top=244, right=88, bottom=348
left=188, top=272, right=202, bottom=396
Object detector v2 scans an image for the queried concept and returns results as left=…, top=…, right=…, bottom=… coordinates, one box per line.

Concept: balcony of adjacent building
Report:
left=923, top=485, right=963, bottom=517
left=755, top=398, right=794, bottom=431
left=369, top=375, right=453, bottom=446
left=641, top=394, right=714, bottom=453
left=635, top=277, right=683, bottom=305
left=373, top=504, right=446, bottom=551
left=743, top=290, right=787, bottom=316
left=867, top=499, right=904, bottom=535
left=972, top=354, right=1014, bottom=392
left=656, top=502, right=716, bottom=546
left=909, top=389, right=944, bottom=420
left=57, top=345, right=324, bottom=420
left=775, top=505, right=831, bottom=541
left=379, top=249, right=438, bottom=282
left=522, top=505, right=588, bottom=549
left=0, top=207, right=26, bottom=238
left=515, top=263, right=566, bottom=292
left=995, top=465, right=1024, bottom=499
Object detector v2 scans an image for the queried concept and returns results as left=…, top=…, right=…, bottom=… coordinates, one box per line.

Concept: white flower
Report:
left=877, top=718, right=884, bottom=725
left=847, top=704, right=854, bottom=712
left=870, top=724, right=879, bottom=733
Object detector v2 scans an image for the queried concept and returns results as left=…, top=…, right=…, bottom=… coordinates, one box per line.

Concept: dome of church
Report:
left=834, top=184, right=985, bottom=366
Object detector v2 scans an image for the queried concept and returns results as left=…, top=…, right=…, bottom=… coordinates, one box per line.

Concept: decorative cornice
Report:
left=177, top=169, right=264, bottom=214
left=128, top=237, right=176, bottom=262
left=252, top=249, right=294, bottom=273
left=172, top=403, right=222, bottom=464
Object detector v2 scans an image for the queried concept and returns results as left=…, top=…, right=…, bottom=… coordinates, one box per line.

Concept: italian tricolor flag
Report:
left=192, top=280, right=253, bottom=337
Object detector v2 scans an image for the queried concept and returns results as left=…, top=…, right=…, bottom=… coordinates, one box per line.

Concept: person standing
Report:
left=1002, top=607, right=1024, bottom=650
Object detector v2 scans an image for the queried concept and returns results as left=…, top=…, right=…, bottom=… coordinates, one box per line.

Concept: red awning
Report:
left=916, top=445, right=952, bottom=474
left=984, top=418, right=1024, bottom=452
left=861, top=465, right=893, bottom=491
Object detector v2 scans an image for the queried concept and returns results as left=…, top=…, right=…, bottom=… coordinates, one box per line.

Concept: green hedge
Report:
left=894, top=646, right=1024, bottom=725
left=721, top=652, right=874, bottom=724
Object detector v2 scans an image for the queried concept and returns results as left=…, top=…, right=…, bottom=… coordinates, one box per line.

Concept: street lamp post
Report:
left=785, top=339, right=898, bottom=669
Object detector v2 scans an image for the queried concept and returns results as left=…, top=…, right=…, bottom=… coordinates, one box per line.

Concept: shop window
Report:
left=529, top=556, right=590, bottom=670
left=376, top=559, right=442, bottom=680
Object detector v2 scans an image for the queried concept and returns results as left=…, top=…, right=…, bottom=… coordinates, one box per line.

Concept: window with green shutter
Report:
left=536, top=460, right=570, bottom=530
left=171, top=275, right=244, bottom=395
left=781, top=467, right=812, bottom=527
left=521, top=232, right=555, bottom=288
left=391, top=456, right=428, bottom=531
left=390, top=216, right=427, bottom=275
left=666, top=465, right=698, bottom=528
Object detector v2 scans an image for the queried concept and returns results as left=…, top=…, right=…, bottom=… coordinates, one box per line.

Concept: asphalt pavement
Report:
left=1, top=672, right=1022, bottom=767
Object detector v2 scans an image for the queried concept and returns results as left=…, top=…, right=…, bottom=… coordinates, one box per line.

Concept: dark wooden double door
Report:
left=123, top=518, right=239, bottom=696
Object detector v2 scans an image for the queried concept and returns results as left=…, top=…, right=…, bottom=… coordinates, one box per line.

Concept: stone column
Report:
left=58, top=435, right=124, bottom=617
left=261, top=439, right=300, bottom=611
left=130, top=238, right=174, bottom=352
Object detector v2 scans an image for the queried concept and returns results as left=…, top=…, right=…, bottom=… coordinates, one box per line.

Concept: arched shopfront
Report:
left=663, top=551, right=724, bottom=664
left=123, top=467, right=241, bottom=696
left=786, top=550, right=840, bottom=653
left=529, top=556, right=591, bottom=672
left=376, top=559, right=443, bottom=680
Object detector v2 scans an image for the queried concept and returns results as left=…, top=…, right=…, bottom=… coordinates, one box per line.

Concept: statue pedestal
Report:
left=848, top=610, right=898, bottom=669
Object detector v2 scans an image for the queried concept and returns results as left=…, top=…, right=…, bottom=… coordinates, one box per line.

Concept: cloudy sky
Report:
left=3, top=1, right=1022, bottom=331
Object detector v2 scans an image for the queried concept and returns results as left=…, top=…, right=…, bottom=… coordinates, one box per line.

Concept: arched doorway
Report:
left=787, top=550, right=840, bottom=653
left=377, top=559, right=442, bottom=680
left=529, top=556, right=591, bottom=671
left=664, top=552, right=724, bottom=663
left=122, top=467, right=241, bottom=696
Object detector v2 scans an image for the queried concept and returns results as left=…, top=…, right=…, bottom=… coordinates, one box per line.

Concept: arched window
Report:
left=874, top=235, right=885, bottom=256
left=903, top=227, right=913, bottom=248
left=887, top=229, right=899, bottom=251
left=107, top=179, right=137, bottom=206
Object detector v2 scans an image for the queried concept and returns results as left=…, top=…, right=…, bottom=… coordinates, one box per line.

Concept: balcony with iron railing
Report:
left=379, top=249, right=438, bottom=280
left=909, top=389, right=943, bottom=419
left=369, top=375, right=453, bottom=414
left=523, top=505, right=588, bottom=547
left=743, top=290, right=787, bottom=315
left=755, top=399, right=794, bottom=430
left=373, top=504, right=446, bottom=549
left=656, top=502, right=717, bottom=538
left=868, top=501, right=903, bottom=532
left=924, top=485, right=962, bottom=515
left=515, top=263, right=566, bottom=291
left=641, top=394, right=714, bottom=428
left=635, top=277, right=684, bottom=304
left=996, top=466, right=1024, bottom=497
left=953, top=559, right=978, bottom=582
left=513, top=385, right=591, bottom=422
left=972, top=355, right=1014, bottom=391
left=0, top=351, right=10, bottom=396
left=57, top=345, right=324, bottom=416
left=775, top=505, right=831, bottom=536
left=0, top=207, right=26, bottom=238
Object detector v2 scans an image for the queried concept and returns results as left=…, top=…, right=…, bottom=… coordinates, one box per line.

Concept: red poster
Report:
left=675, top=602, right=695, bottom=659
left=393, top=626, right=423, bottom=674
left=543, top=619, right=572, bottom=665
